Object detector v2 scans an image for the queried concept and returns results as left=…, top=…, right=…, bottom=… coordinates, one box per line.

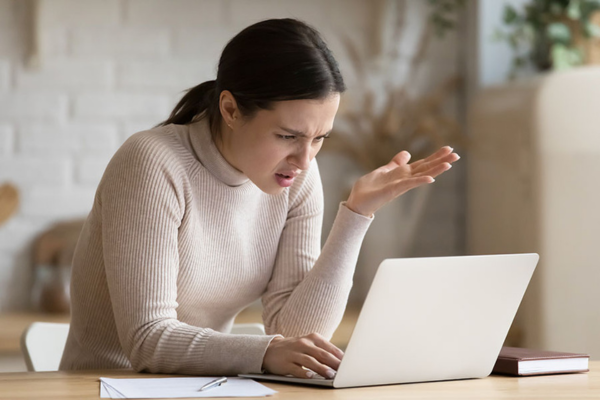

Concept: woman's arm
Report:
left=261, top=159, right=372, bottom=339
left=100, top=133, right=278, bottom=375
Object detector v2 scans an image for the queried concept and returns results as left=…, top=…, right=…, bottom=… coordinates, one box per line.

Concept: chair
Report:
left=21, top=321, right=266, bottom=372
left=20, top=322, right=70, bottom=372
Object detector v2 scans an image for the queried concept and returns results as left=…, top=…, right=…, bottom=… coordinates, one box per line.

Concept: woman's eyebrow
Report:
left=278, top=126, right=333, bottom=137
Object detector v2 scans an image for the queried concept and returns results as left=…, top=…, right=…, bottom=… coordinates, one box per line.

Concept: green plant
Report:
left=495, top=0, right=600, bottom=74
left=428, top=0, right=466, bottom=38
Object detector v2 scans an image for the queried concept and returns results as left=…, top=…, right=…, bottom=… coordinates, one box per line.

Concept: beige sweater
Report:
left=59, top=118, right=372, bottom=375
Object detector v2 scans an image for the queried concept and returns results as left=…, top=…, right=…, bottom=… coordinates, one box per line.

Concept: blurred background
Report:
left=0, top=0, right=599, bottom=371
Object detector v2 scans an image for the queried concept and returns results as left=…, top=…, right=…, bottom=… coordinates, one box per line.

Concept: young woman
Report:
left=59, top=18, right=459, bottom=379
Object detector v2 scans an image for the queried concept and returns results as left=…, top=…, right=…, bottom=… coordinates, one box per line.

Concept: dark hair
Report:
left=156, top=18, right=346, bottom=138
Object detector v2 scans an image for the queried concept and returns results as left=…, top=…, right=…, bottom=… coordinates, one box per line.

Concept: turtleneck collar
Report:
left=187, top=118, right=249, bottom=187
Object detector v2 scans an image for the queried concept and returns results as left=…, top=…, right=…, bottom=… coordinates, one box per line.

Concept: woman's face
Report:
left=217, top=92, right=340, bottom=195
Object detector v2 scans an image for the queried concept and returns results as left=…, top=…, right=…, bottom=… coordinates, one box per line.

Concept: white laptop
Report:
left=239, top=253, right=539, bottom=389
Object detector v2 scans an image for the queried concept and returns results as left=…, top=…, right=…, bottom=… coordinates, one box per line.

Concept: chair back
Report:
left=20, top=322, right=70, bottom=372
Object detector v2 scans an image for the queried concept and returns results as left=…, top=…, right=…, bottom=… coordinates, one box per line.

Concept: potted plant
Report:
left=495, top=0, right=600, bottom=74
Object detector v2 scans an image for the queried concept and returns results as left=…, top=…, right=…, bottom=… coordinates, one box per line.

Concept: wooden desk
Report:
left=0, top=363, right=596, bottom=399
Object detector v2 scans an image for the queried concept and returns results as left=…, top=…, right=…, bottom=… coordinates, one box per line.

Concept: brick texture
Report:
left=39, top=0, right=121, bottom=28
left=125, top=0, right=225, bottom=27
left=70, top=28, right=170, bottom=58
left=17, top=123, right=118, bottom=155
left=0, top=94, right=68, bottom=121
left=15, top=59, right=114, bottom=91
left=0, top=60, right=9, bottom=91
left=118, top=60, right=215, bottom=90
left=0, top=124, right=13, bottom=154
left=73, top=93, right=171, bottom=120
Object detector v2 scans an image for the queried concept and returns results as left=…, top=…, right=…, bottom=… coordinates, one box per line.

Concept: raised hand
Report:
left=262, top=333, right=344, bottom=379
left=346, top=146, right=460, bottom=217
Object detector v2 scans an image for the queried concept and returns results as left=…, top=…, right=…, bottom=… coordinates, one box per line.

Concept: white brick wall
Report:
left=39, top=0, right=121, bottom=27
left=125, top=0, right=226, bottom=27
left=73, top=93, right=171, bottom=119
left=15, top=59, right=114, bottom=91
left=0, top=94, right=68, bottom=121
left=0, top=157, right=70, bottom=187
left=70, top=28, right=171, bottom=58
left=18, top=123, right=119, bottom=155
left=0, top=125, right=13, bottom=155
left=0, top=60, right=9, bottom=91
left=21, top=186, right=96, bottom=219
left=118, top=61, right=215, bottom=90
left=0, top=0, right=464, bottom=313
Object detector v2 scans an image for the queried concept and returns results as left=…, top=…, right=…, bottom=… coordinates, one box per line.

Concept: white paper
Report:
left=99, top=376, right=277, bottom=398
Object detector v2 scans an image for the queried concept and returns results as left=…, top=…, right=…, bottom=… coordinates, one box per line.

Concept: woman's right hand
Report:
left=262, top=333, right=344, bottom=379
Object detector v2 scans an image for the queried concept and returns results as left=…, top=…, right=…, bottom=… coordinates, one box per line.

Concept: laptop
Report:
left=239, top=253, right=539, bottom=389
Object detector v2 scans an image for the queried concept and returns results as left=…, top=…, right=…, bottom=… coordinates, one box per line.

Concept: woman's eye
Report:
left=314, top=135, right=330, bottom=142
left=278, top=135, right=296, bottom=140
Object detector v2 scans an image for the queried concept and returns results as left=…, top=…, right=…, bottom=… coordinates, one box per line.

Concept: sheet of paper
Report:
left=100, top=382, right=125, bottom=398
left=99, top=376, right=277, bottom=398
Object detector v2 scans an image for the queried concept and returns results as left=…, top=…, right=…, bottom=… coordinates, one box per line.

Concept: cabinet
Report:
left=468, top=67, right=600, bottom=358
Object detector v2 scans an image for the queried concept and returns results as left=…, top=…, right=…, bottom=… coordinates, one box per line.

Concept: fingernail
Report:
left=326, top=369, right=336, bottom=379
left=455, top=155, right=461, bottom=160
left=306, top=370, right=315, bottom=378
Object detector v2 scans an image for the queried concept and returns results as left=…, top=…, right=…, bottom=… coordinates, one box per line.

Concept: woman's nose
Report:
left=289, top=143, right=312, bottom=170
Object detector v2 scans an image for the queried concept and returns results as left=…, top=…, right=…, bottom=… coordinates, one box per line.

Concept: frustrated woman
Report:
left=59, top=18, right=459, bottom=379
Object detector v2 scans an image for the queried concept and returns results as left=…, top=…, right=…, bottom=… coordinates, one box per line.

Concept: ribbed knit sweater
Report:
left=59, top=118, right=373, bottom=375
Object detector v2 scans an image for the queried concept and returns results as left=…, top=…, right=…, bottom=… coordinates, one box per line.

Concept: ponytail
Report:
left=156, top=80, right=218, bottom=128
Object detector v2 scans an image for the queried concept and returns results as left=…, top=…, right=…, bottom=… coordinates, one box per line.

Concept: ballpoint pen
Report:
left=199, top=376, right=228, bottom=391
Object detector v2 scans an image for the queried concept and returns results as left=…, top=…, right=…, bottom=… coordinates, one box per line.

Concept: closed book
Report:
left=492, top=347, right=590, bottom=376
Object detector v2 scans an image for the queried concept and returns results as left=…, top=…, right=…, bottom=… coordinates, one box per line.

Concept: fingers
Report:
left=304, top=343, right=341, bottom=371
left=410, top=146, right=458, bottom=172
left=393, top=176, right=435, bottom=196
left=292, top=333, right=341, bottom=379
left=412, top=152, right=459, bottom=175
left=307, top=333, right=344, bottom=360
left=414, top=162, right=452, bottom=179
left=288, top=364, right=317, bottom=379
left=295, top=354, right=337, bottom=379
left=382, top=150, right=411, bottom=172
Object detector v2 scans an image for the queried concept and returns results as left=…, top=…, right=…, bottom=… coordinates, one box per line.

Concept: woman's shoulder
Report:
left=114, top=124, right=195, bottom=170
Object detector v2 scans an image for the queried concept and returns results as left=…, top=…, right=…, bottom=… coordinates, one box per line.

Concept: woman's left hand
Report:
left=345, top=146, right=460, bottom=217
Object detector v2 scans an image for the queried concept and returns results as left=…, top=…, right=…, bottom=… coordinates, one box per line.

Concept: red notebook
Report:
left=492, top=347, right=590, bottom=376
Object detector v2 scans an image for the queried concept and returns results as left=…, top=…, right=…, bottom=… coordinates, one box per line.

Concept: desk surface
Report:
left=0, top=363, right=597, bottom=399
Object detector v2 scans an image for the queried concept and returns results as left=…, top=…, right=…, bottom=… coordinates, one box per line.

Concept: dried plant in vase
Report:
left=321, top=1, right=467, bottom=302
left=325, top=0, right=467, bottom=172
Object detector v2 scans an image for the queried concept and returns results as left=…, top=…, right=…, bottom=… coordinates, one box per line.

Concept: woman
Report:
left=59, top=18, right=459, bottom=379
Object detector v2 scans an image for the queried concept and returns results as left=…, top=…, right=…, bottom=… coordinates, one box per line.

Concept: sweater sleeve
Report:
left=100, top=133, right=278, bottom=375
left=261, top=159, right=373, bottom=339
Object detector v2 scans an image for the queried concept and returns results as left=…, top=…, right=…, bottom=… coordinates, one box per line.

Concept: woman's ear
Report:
left=219, top=90, right=239, bottom=127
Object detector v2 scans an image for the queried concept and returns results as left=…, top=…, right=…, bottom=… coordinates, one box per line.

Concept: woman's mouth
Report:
left=275, top=173, right=295, bottom=187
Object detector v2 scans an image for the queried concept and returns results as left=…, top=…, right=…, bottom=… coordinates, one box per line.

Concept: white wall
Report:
left=0, top=0, right=464, bottom=311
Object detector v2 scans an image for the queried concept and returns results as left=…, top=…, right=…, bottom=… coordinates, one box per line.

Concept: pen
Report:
left=199, top=376, right=227, bottom=391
